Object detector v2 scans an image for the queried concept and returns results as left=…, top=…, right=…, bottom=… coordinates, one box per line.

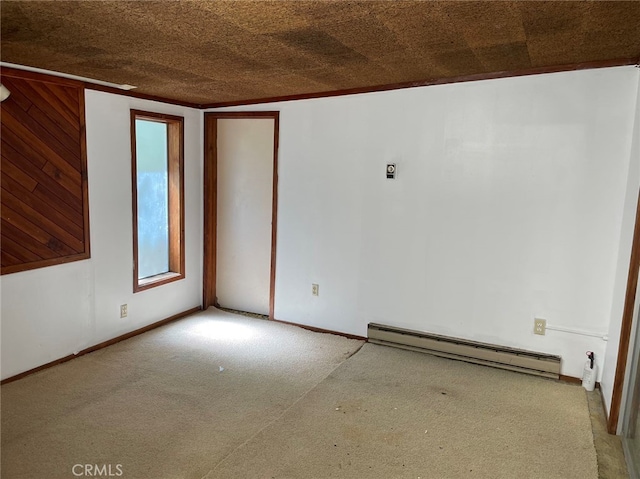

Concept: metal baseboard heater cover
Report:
left=368, top=323, right=561, bottom=379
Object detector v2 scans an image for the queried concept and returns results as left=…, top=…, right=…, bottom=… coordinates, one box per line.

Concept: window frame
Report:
left=130, top=109, right=185, bottom=293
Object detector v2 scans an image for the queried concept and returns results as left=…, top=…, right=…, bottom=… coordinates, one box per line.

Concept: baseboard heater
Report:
left=368, top=323, right=561, bottom=379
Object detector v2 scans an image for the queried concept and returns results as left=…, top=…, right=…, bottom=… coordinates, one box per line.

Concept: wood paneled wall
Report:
left=1, top=68, right=90, bottom=274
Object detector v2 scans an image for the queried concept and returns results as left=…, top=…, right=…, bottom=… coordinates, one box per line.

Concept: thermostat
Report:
left=386, top=163, right=396, bottom=179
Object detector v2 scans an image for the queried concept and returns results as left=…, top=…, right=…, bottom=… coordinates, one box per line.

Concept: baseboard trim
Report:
left=599, top=384, right=611, bottom=426
left=559, top=374, right=602, bottom=391
left=559, top=374, right=583, bottom=385
left=272, top=318, right=367, bottom=341
left=0, top=305, right=202, bottom=385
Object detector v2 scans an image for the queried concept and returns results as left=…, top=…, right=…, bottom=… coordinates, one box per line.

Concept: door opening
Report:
left=203, top=112, right=279, bottom=319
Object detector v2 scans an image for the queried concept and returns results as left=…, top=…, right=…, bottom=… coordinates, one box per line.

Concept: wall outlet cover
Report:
left=534, top=318, right=546, bottom=335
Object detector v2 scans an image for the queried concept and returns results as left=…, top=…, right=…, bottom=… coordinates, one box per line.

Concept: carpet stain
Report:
left=207, top=343, right=599, bottom=479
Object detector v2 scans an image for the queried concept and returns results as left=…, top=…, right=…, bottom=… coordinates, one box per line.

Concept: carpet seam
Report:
left=200, top=340, right=366, bottom=478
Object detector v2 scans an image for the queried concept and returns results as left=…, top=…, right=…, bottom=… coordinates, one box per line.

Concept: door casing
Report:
left=609, top=189, right=640, bottom=434
left=203, top=111, right=280, bottom=319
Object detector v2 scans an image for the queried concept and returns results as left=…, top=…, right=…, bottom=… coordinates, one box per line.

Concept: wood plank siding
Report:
left=1, top=68, right=90, bottom=274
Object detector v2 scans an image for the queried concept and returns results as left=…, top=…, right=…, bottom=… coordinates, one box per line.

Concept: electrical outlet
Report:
left=120, top=304, right=128, bottom=318
left=534, top=318, right=546, bottom=335
left=312, top=284, right=319, bottom=296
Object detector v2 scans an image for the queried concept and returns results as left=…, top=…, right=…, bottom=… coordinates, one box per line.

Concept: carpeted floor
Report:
left=1, top=309, right=363, bottom=479
left=1, top=308, right=598, bottom=479
left=208, top=343, right=597, bottom=479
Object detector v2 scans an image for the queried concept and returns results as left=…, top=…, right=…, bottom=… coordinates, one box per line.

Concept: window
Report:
left=131, top=110, right=184, bottom=292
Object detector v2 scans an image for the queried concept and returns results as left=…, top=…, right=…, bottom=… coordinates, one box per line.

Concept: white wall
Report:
left=211, top=66, right=639, bottom=380
left=0, top=90, right=203, bottom=380
left=601, top=70, right=640, bottom=419
left=2, top=67, right=637, bottom=385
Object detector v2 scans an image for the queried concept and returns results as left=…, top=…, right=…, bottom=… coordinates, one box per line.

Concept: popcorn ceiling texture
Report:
left=2, top=1, right=639, bottom=105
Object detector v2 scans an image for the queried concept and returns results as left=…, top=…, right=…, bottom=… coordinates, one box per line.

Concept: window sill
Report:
left=135, top=271, right=184, bottom=292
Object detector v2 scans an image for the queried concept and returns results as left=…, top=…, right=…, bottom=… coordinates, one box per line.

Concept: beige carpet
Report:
left=2, top=309, right=597, bottom=479
left=1, top=308, right=363, bottom=479
left=208, top=343, right=598, bottom=479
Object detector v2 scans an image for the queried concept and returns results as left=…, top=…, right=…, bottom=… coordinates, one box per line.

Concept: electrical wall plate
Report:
left=386, top=163, right=397, bottom=179
left=534, top=318, right=546, bottom=335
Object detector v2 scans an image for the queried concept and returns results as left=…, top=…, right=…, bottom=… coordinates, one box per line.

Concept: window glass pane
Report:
left=135, top=119, right=169, bottom=279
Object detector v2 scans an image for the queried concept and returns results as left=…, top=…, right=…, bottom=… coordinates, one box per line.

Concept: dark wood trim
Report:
left=130, top=110, right=140, bottom=292
left=78, top=84, right=91, bottom=259
left=0, top=253, right=90, bottom=275
left=2, top=66, right=196, bottom=108
left=6, top=58, right=638, bottom=111
left=130, top=109, right=185, bottom=293
left=130, top=109, right=185, bottom=123
left=0, top=66, right=83, bottom=88
left=202, top=112, right=279, bottom=315
left=0, top=306, right=202, bottom=385
left=202, top=111, right=281, bottom=118
left=136, top=272, right=185, bottom=292
left=608, top=189, right=640, bottom=434
left=167, top=118, right=186, bottom=277
left=558, top=375, right=602, bottom=390
left=202, top=115, right=217, bottom=308
left=269, top=113, right=280, bottom=320
left=273, top=318, right=367, bottom=341
left=200, top=57, right=639, bottom=109
left=1, top=67, right=91, bottom=275
left=559, top=375, right=583, bottom=385
left=84, top=83, right=200, bottom=109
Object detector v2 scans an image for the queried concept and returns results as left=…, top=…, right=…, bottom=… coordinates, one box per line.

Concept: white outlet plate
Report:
left=312, top=284, right=319, bottom=296
left=534, top=318, right=546, bottom=335
left=120, top=304, right=128, bottom=318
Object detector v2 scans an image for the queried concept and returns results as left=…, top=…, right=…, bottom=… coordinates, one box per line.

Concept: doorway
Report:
left=203, top=112, right=279, bottom=318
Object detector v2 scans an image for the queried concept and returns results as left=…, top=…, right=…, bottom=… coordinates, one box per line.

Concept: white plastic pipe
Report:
left=545, top=324, right=608, bottom=340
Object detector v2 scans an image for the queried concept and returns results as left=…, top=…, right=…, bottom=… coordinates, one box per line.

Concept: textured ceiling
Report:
left=2, top=1, right=640, bottom=106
